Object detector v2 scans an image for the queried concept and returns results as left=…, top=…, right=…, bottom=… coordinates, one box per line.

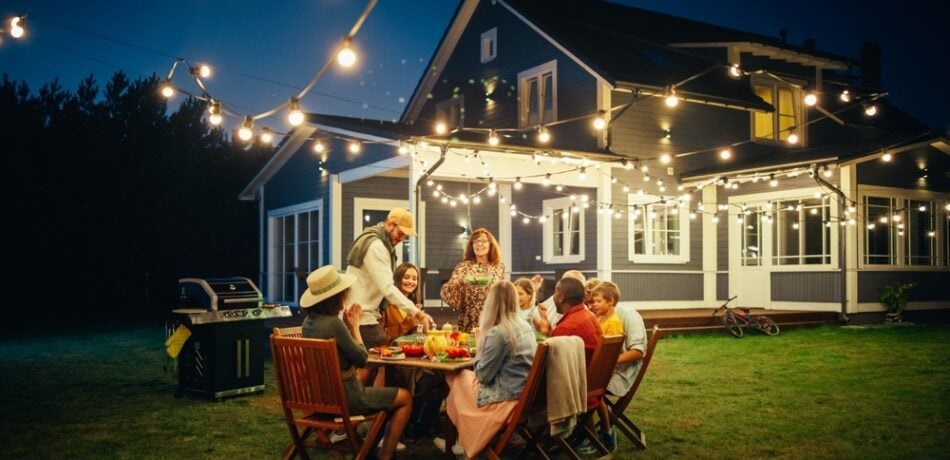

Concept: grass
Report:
left=1, top=324, right=948, bottom=459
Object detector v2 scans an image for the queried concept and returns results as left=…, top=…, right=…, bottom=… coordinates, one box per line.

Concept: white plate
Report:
left=380, top=354, right=406, bottom=361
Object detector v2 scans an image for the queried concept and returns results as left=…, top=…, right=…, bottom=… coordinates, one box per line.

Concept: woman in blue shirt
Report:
left=435, top=280, right=536, bottom=457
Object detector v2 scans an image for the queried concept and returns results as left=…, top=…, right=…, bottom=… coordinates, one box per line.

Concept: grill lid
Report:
left=178, top=277, right=263, bottom=311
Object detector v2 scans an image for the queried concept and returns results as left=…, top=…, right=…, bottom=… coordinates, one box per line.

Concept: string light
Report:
left=312, top=140, right=325, bottom=153
left=435, top=121, right=447, bottom=135
left=664, top=86, right=679, bottom=107
left=863, top=103, right=878, bottom=116
left=804, top=92, right=818, bottom=106
left=348, top=141, right=362, bottom=154
left=578, top=167, right=587, bottom=181
left=287, top=97, right=304, bottom=126
left=787, top=128, right=799, bottom=145
left=208, top=100, right=223, bottom=126
left=660, top=153, right=672, bottom=164
left=537, top=126, right=550, bottom=143
left=514, top=177, right=523, bottom=190
left=488, top=129, right=500, bottom=146
left=882, top=149, right=892, bottom=162
left=769, top=174, right=778, bottom=187
left=728, top=63, right=741, bottom=78
left=238, top=116, right=254, bottom=142
left=8, top=16, right=25, bottom=39
left=160, top=78, right=175, bottom=99
left=260, top=127, right=274, bottom=145
left=193, top=64, right=212, bottom=79
left=840, top=90, right=851, bottom=102
left=542, top=173, right=551, bottom=186
left=719, top=148, right=732, bottom=160
left=337, top=38, right=357, bottom=68
left=592, top=111, right=607, bottom=130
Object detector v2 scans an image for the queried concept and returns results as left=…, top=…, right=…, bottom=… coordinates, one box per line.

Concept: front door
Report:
left=730, top=204, right=771, bottom=308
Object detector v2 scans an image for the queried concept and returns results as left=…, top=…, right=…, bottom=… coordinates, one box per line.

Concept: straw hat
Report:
left=299, top=265, right=356, bottom=308
left=387, top=208, right=418, bottom=236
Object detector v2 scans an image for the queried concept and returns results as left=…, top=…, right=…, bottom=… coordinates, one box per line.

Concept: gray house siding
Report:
left=614, top=272, right=703, bottom=301
left=771, top=272, right=841, bottom=302
left=417, top=0, right=600, bottom=152
left=263, top=144, right=324, bottom=212
left=857, top=271, right=950, bottom=303
left=856, top=149, right=950, bottom=192
left=717, top=273, right=729, bottom=300
left=341, top=175, right=412, bottom=267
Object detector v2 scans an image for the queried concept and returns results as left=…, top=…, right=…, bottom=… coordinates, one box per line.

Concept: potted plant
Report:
left=880, top=282, right=915, bottom=322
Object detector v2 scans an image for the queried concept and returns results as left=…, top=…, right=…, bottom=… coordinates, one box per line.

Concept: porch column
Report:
left=330, top=174, right=342, bottom=268
left=498, top=183, right=512, bottom=278
left=840, top=164, right=858, bottom=315
left=597, top=167, right=612, bottom=281
left=703, top=184, right=718, bottom=305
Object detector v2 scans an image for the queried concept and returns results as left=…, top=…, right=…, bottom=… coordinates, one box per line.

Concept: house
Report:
left=240, top=0, right=948, bottom=321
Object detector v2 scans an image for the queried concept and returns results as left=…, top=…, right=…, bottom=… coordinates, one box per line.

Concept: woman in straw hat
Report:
left=300, top=265, right=412, bottom=460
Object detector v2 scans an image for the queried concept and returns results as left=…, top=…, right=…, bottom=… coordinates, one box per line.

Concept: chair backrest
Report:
left=487, top=342, right=549, bottom=455
left=273, top=326, right=303, bottom=338
left=613, top=325, right=662, bottom=413
left=586, top=334, right=625, bottom=401
left=270, top=335, right=351, bottom=419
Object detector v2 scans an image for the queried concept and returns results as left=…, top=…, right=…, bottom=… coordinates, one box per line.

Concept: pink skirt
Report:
left=445, top=370, right=518, bottom=457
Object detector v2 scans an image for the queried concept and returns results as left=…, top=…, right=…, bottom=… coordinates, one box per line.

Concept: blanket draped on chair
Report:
left=543, top=335, right=587, bottom=438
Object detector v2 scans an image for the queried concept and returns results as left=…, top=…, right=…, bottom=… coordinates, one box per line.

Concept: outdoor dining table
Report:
left=367, top=351, right=475, bottom=459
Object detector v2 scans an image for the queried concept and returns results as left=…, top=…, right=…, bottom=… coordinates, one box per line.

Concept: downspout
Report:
left=813, top=169, right=850, bottom=322
left=413, top=144, right=448, bottom=264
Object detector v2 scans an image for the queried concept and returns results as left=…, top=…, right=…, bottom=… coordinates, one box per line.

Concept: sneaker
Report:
left=432, top=437, right=465, bottom=456
left=574, top=438, right=597, bottom=455
left=328, top=430, right=347, bottom=443
left=599, top=429, right=617, bottom=452
left=377, top=439, right=407, bottom=451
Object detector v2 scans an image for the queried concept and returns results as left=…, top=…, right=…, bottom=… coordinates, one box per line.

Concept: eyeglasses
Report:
left=472, top=239, right=490, bottom=246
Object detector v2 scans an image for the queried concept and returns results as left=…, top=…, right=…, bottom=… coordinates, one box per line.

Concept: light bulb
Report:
left=592, top=111, right=607, bottom=130
left=160, top=79, right=175, bottom=99
left=840, top=90, right=851, bottom=102
left=542, top=173, right=551, bottom=186
left=488, top=130, right=499, bottom=146
left=729, top=64, right=741, bottom=78
left=312, top=141, right=325, bottom=153
left=864, top=103, right=878, bottom=116
left=787, top=131, right=799, bottom=144
left=660, top=153, right=672, bottom=164
left=664, top=88, right=679, bottom=107
left=537, top=127, right=550, bottom=143
left=514, top=178, right=523, bottom=190
left=348, top=141, right=361, bottom=154
left=719, top=148, right=732, bottom=160
left=198, top=65, right=212, bottom=79
left=9, top=17, right=25, bottom=39
left=804, top=92, right=818, bottom=106
left=882, top=152, right=892, bottom=162
left=287, top=98, right=304, bottom=126
left=260, top=127, right=273, bottom=144
left=238, top=116, right=254, bottom=142
left=209, top=113, right=222, bottom=126
left=337, top=40, right=357, bottom=68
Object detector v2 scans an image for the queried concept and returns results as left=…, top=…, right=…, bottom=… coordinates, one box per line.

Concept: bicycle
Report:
left=712, top=295, right=780, bottom=338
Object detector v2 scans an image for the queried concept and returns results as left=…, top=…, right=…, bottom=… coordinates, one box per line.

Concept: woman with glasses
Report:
left=440, top=228, right=505, bottom=332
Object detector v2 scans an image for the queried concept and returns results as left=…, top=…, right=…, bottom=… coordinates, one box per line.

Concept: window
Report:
left=480, top=28, right=497, bottom=63
left=268, top=202, right=322, bottom=305
left=518, top=60, right=556, bottom=127
left=739, top=207, right=762, bottom=266
left=543, top=196, right=584, bottom=264
left=354, top=197, right=410, bottom=264
left=772, top=197, right=831, bottom=265
left=628, top=194, right=690, bottom=263
left=436, top=97, right=464, bottom=132
left=864, top=195, right=938, bottom=266
left=752, top=79, right=801, bottom=143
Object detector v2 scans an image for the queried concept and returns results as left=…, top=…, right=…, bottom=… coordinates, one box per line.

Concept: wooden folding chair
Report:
left=481, top=342, right=551, bottom=460
left=606, top=325, right=662, bottom=449
left=270, top=335, right=387, bottom=460
left=273, top=326, right=303, bottom=338
left=557, top=334, right=625, bottom=459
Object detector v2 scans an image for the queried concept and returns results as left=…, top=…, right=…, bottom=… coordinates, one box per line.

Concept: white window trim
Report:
left=518, top=60, right=557, bottom=128
left=543, top=196, right=584, bottom=264
left=266, top=200, right=324, bottom=306
left=627, top=194, right=690, bottom=264
left=750, top=77, right=805, bottom=146
left=857, top=185, right=945, bottom=269
left=480, top=28, right=497, bottom=63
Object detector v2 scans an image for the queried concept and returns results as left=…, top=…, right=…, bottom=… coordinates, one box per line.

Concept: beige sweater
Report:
left=544, top=335, right=587, bottom=438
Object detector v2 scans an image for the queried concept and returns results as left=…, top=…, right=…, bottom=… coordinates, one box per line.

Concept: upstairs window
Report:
left=480, top=28, right=497, bottom=63
left=518, top=60, right=556, bottom=127
left=752, top=79, right=801, bottom=143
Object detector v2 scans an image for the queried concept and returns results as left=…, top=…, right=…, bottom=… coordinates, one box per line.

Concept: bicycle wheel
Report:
left=755, top=316, right=780, bottom=336
left=721, top=312, right=744, bottom=338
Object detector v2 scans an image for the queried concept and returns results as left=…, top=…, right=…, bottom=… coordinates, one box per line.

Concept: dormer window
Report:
left=436, top=97, right=464, bottom=132
left=752, top=79, right=803, bottom=144
left=481, top=28, right=497, bottom=63
left=518, top=60, right=557, bottom=127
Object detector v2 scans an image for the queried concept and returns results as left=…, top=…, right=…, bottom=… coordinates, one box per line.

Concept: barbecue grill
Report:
left=172, top=276, right=291, bottom=399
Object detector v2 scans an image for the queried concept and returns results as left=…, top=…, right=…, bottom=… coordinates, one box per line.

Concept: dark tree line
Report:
left=1, top=72, right=271, bottom=321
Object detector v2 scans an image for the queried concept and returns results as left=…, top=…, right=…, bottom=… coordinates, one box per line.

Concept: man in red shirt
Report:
left=542, top=277, right=602, bottom=364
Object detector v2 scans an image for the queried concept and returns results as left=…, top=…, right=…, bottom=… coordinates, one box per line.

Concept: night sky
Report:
left=2, top=0, right=947, bottom=129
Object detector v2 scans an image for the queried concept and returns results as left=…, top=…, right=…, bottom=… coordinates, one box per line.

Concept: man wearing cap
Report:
left=345, top=208, right=432, bottom=360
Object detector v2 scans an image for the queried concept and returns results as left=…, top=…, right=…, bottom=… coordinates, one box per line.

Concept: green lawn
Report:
left=2, top=324, right=948, bottom=459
